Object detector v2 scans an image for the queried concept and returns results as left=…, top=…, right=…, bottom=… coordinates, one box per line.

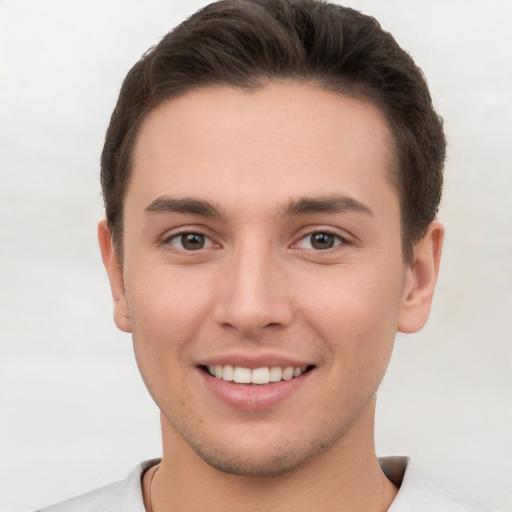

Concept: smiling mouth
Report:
left=200, top=364, right=315, bottom=384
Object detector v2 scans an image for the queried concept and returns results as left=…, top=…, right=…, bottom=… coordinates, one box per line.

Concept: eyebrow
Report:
left=144, top=196, right=226, bottom=218
left=143, top=194, right=374, bottom=220
left=280, top=195, right=374, bottom=218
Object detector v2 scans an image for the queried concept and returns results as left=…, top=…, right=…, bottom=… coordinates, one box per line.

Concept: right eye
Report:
left=166, top=232, right=215, bottom=251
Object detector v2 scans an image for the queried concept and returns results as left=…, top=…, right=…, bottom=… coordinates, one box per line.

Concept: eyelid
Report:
left=161, top=226, right=221, bottom=251
left=291, top=227, right=351, bottom=250
left=159, top=225, right=353, bottom=252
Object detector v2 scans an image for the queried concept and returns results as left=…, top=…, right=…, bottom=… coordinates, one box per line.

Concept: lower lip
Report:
left=199, top=369, right=312, bottom=411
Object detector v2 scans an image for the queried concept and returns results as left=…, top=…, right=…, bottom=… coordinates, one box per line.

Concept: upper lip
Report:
left=198, top=353, right=314, bottom=370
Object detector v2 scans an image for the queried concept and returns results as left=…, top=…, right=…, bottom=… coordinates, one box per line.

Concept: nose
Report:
left=213, top=243, right=294, bottom=337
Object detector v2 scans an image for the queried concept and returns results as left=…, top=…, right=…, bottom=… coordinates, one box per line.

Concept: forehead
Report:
left=128, top=82, right=398, bottom=217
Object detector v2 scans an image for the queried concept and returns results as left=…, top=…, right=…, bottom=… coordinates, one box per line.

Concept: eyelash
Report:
left=164, top=232, right=216, bottom=251
left=294, top=230, right=346, bottom=251
left=163, top=229, right=347, bottom=253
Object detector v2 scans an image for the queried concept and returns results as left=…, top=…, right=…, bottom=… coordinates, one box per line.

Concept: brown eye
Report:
left=181, top=233, right=205, bottom=250
left=296, top=232, right=343, bottom=250
left=311, top=233, right=335, bottom=249
left=168, top=232, right=214, bottom=251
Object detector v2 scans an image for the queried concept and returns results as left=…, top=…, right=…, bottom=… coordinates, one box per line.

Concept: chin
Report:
left=198, top=449, right=311, bottom=478
left=186, top=430, right=336, bottom=478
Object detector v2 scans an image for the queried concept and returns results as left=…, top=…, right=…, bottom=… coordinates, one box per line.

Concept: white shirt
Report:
left=36, top=457, right=494, bottom=511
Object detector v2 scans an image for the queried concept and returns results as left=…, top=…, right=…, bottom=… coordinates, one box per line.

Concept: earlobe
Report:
left=98, top=218, right=132, bottom=333
left=398, top=220, right=444, bottom=334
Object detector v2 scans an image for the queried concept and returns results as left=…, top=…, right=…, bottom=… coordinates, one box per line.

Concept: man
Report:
left=38, top=0, right=493, bottom=510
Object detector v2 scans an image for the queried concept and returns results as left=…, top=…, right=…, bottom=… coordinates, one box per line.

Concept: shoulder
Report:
left=380, top=456, right=496, bottom=512
left=35, top=459, right=159, bottom=512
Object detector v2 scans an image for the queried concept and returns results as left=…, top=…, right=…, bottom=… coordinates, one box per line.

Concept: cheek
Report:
left=125, top=271, right=206, bottom=412
left=126, top=265, right=212, bottom=340
left=303, top=268, right=404, bottom=367
left=123, top=268, right=214, bottom=398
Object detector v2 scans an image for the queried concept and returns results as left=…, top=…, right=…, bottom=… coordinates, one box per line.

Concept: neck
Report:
left=145, top=398, right=397, bottom=512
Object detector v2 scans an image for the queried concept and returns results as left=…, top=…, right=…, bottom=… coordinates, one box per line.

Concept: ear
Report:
left=98, top=218, right=131, bottom=333
left=398, top=220, right=444, bottom=333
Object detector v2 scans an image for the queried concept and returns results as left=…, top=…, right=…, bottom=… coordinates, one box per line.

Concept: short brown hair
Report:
left=101, top=0, right=446, bottom=262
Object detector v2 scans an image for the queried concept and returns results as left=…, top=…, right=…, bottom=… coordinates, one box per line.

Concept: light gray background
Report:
left=1, top=1, right=511, bottom=511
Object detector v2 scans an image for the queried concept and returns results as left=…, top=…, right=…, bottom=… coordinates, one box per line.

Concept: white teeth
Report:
left=251, top=367, right=270, bottom=384
left=233, top=367, right=251, bottom=384
left=208, top=364, right=310, bottom=384
left=269, top=366, right=283, bottom=382
left=222, top=365, right=234, bottom=382
left=282, top=367, right=294, bottom=381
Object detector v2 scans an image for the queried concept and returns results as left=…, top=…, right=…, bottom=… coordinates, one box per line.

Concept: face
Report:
left=100, top=83, right=438, bottom=477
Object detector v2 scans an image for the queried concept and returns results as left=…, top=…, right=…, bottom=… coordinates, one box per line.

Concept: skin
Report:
left=99, top=82, right=443, bottom=511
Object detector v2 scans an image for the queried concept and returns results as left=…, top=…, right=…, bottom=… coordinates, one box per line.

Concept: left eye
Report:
left=167, top=232, right=214, bottom=251
left=296, top=232, right=343, bottom=250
